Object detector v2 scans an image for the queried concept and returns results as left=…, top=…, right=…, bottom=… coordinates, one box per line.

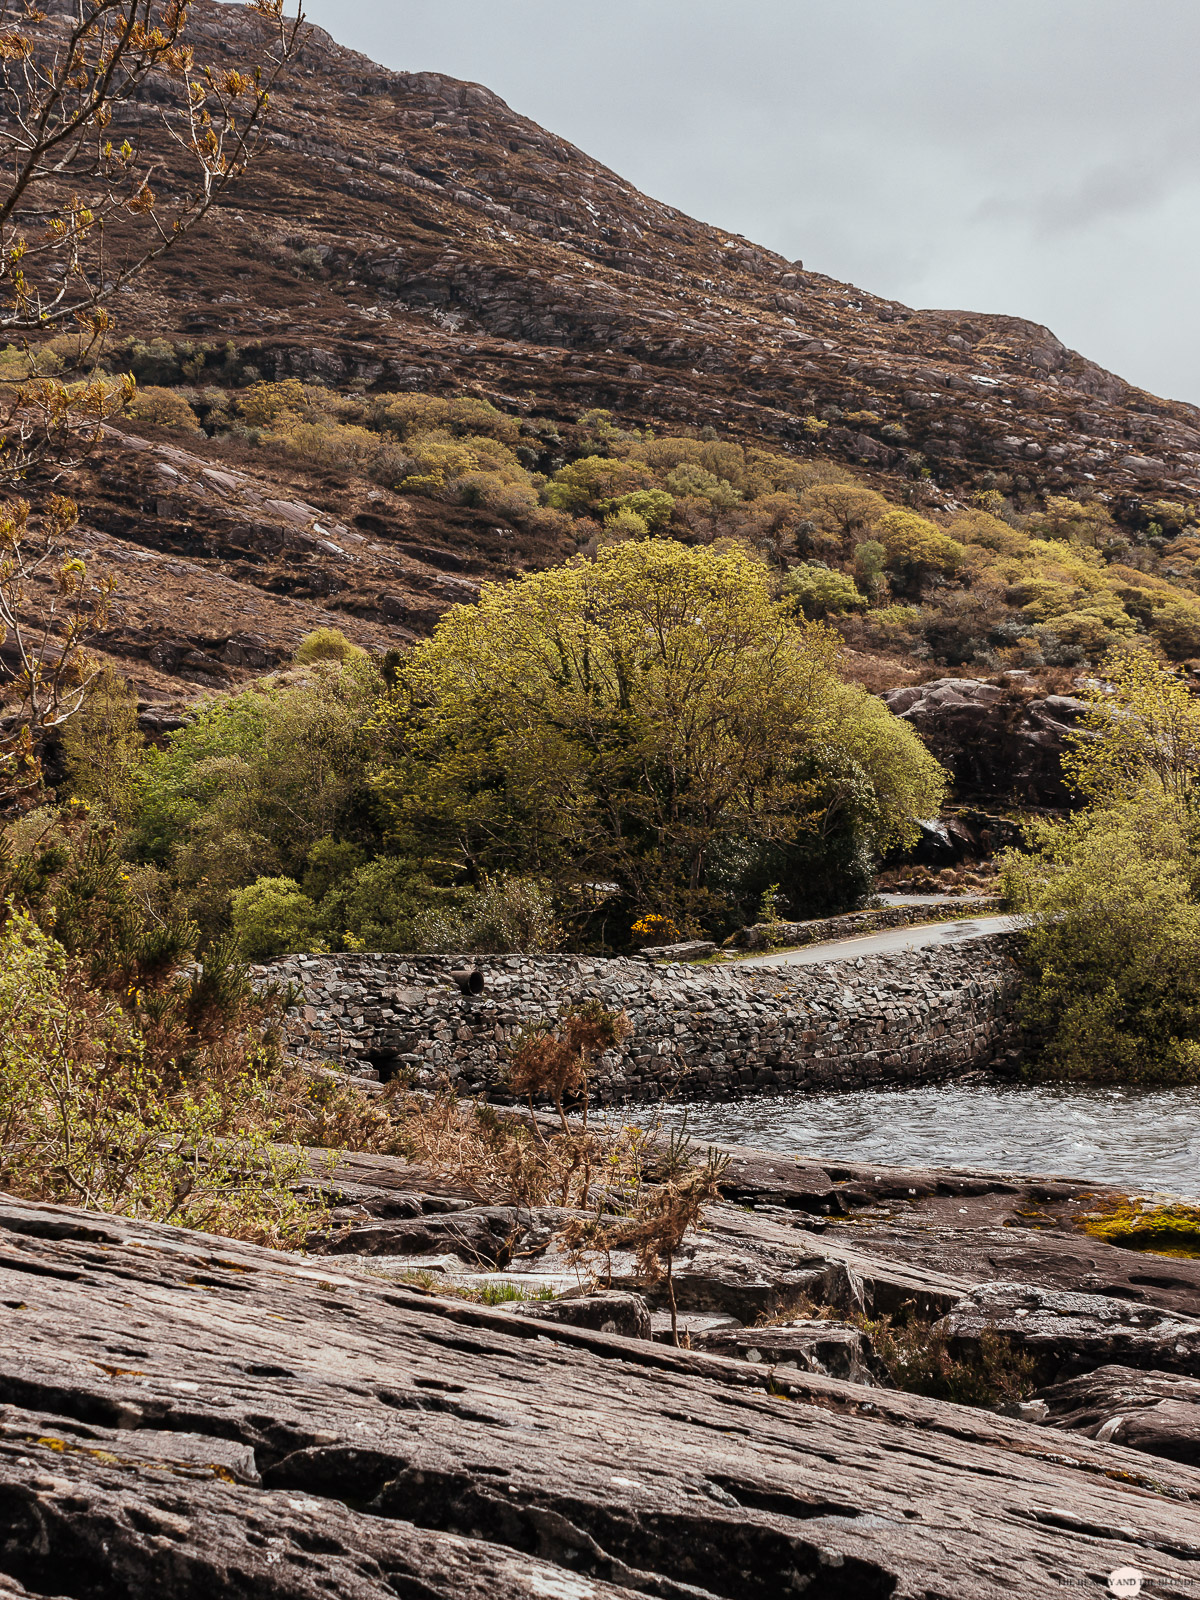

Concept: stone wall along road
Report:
left=264, top=932, right=1022, bottom=1104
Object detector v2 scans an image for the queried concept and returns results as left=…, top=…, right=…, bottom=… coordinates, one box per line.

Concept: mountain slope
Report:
left=114, top=3, right=1200, bottom=506
left=16, top=2, right=1200, bottom=717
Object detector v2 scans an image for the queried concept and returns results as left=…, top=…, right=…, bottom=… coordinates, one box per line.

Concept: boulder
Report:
left=313, top=1206, right=549, bottom=1266
left=688, top=1319, right=888, bottom=1385
left=518, top=1290, right=652, bottom=1340
left=638, top=940, right=717, bottom=962
left=220, top=631, right=279, bottom=669
left=939, top=1280, right=1200, bottom=1384
left=1034, top=1364, right=1200, bottom=1465
left=883, top=678, right=1090, bottom=806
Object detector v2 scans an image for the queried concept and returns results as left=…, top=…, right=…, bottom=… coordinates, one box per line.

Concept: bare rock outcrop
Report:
left=1034, top=1365, right=1200, bottom=1466
left=941, top=1280, right=1200, bottom=1384
left=884, top=678, right=1091, bottom=805
left=3, top=1193, right=1200, bottom=1598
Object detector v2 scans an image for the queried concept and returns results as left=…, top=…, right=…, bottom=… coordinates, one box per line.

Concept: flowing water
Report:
left=633, top=1084, right=1200, bottom=1194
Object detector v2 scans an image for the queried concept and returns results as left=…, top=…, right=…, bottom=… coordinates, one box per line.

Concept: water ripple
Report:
left=635, top=1084, right=1200, bottom=1194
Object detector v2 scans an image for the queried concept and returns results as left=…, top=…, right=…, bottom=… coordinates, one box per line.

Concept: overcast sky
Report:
left=302, top=1, right=1200, bottom=407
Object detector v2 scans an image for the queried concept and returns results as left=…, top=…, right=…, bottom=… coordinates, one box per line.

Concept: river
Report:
left=631, top=1083, right=1200, bottom=1194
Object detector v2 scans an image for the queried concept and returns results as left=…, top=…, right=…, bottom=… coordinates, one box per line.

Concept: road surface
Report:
left=735, top=914, right=1021, bottom=970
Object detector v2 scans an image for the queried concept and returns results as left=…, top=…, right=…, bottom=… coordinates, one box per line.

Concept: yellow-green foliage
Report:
left=276, top=421, right=378, bottom=471
left=545, top=455, right=655, bottom=514
left=1004, top=780, right=1200, bottom=1082
left=127, top=385, right=202, bottom=433
left=375, top=538, right=945, bottom=927
left=231, top=875, right=321, bottom=959
left=876, top=509, right=964, bottom=574
left=371, top=392, right=521, bottom=444
left=142, top=375, right=1200, bottom=669
left=1081, top=1202, right=1200, bottom=1258
left=0, top=883, right=320, bottom=1246
left=294, top=627, right=365, bottom=665
left=784, top=563, right=867, bottom=619
left=60, top=667, right=143, bottom=820
left=1061, top=646, right=1200, bottom=808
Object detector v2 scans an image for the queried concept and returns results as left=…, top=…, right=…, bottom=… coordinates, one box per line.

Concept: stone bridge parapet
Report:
left=262, top=935, right=1023, bottom=1105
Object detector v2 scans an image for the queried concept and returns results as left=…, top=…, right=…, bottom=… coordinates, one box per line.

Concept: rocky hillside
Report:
left=112, top=2, right=1200, bottom=501
left=17, top=1, right=1200, bottom=720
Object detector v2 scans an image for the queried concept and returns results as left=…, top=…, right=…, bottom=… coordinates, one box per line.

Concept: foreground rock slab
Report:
left=1036, top=1365, right=1200, bottom=1466
left=2, top=1196, right=1200, bottom=1597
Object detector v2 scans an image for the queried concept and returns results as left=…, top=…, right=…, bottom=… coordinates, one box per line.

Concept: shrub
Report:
left=230, top=876, right=321, bottom=959
left=1149, top=600, right=1200, bottom=659
left=853, top=539, right=887, bottom=596
left=783, top=563, right=867, bottom=620
left=1003, top=789, right=1200, bottom=1081
left=869, top=1318, right=1036, bottom=1407
left=413, top=875, right=564, bottom=954
left=294, top=627, right=364, bottom=665
left=797, top=483, right=889, bottom=546
left=126, top=385, right=202, bottom=432
left=0, top=819, right=331, bottom=1245
left=601, top=507, right=650, bottom=542
left=235, top=378, right=309, bottom=429
left=877, top=509, right=964, bottom=574
left=59, top=667, right=143, bottom=819
left=128, top=657, right=381, bottom=927
left=613, top=489, right=676, bottom=530
left=544, top=456, right=653, bottom=516
left=372, top=393, right=520, bottom=444
left=315, top=855, right=460, bottom=952
left=663, top=462, right=741, bottom=507
left=274, top=420, right=378, bottom=471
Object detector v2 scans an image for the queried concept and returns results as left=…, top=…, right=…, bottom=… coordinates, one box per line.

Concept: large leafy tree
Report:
left=375, top=540, right=946, bottom=934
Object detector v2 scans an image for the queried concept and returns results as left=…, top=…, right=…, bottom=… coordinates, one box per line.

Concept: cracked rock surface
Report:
left=2, top=1192, right=1200, bottom=1597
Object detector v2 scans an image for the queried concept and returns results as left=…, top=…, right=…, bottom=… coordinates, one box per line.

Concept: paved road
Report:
left=736, top=913, right=1021, bottom=970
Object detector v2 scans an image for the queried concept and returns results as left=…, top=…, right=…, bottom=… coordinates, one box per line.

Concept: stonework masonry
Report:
left=263, top=933, right=1022, bottom=1104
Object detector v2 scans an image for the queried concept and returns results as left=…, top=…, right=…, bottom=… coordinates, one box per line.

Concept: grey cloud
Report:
left=300, top=0, right=1200, bottom=404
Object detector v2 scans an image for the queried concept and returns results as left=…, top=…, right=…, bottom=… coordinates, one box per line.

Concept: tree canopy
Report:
left=375, top=540, right=946, bottom=935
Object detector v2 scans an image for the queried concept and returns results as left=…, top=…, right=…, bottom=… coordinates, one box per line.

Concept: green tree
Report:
left=544, top=456, right=653, bottom=516
left=784, top=564, right=868, bottom=620
left=613, top=489, right=676, bottom=531
left=853, top=539, right=888, bottom=598
left=877, top=510, right=964, bottom=575
left=1003, top=790, right=1200, bottom=1082
left=129, top=657, right=380, bottom=929
left=375, top=540, right=944, bottom=933
left=59, top=666, right=143, bottom=819
left=1062, top=646, right=1200, bottom=812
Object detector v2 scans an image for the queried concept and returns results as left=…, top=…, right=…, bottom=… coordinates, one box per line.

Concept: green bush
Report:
left=784, top=563, right=868, bottom=620
left=613, top=488, right=676, bottom=530
left=128, top=658, right=380, bottom=929
left=0, top=817, right=329, bottom=1245
left=413, top=875, right=563, bottom=954
left=294, top=627, right=365, bottom=665
left=60, top=667, right=143, bottom=820
left=231, top=876, right=321, bottom=959
left=1003, top=789, right=1200, bottom=1081
left=315, top=855, right=461, bottom=952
